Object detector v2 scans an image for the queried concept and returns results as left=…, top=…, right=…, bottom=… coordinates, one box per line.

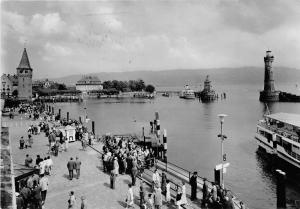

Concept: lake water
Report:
left=54, top=84, right=300, bottom=209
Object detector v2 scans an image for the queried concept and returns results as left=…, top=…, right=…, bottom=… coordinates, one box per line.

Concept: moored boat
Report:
left=255, top=112, right=300, bottom=169
left=179, top=85, right=195, bottom=99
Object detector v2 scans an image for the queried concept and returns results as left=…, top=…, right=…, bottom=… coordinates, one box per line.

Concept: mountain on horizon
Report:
left=50, top=67, right=300, bottom=88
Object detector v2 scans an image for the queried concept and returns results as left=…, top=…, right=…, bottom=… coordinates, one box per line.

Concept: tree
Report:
left=136, top=79, right=145, bottom=91
left=103, top=81, right=113, bottom=89
left=58, top=84, right=67, bottom=90
left=145, top=84, right=155, bottom=93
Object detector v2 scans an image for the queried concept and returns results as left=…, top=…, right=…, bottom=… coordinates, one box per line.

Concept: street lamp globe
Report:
left=218, top=114, right=228, bottom=124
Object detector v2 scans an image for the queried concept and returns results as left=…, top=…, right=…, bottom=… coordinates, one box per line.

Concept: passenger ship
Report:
left=179, top=85, right=195, bottom=99
left=255, top=112, right=300, bottom=169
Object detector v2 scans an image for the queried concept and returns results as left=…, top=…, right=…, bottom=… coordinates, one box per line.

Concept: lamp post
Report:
left=218, top=114, right=227, bottom=189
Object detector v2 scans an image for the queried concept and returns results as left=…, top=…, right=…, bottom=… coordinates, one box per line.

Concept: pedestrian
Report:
left=154, top=185, right=163, bottom=209
left=161, top=172, right=167, bottom=195
left=139, top=181, right=146, bottom=207
left=36, top=155, right=43, bottom=166
left=45, top=156, right=53, bottom=175
left=202, top=178, right=209, bottom=206
left=131, top=158, right=138, bottom=186
left=180, top=181, right=187, bottom=206
left=28, top=134, right=33, bottom=148
left=20, top=136, right=25, bottom=149
left=32, top=180, right=42, bottom=209
left=25, top=154, right=33, bottom=167
left=110, top=170, right=116, bottom=189
left=152, top=169, right=160, bottom=191
left=20, top=182, right=31, bottom=209
left=39, top=158, right=46, bottom=176
left=54, top=141, right=59, bottom=156
left=113, top=156, right=119, bottom=175
left=16, top=192, right=24, bottom=209
left=67, top=157, right=76, bottom=180
left=75, top=156, right=82, bottom=179
left=166, top=180, right=171, bottom=203
left=176, top=185, right=182, bottom=208
left=211, top=183, right=217, bottom=202
left=39, top=174, right=49, bottom=205
left=81, top=196, right=87, bottom=209
left=146, top=193, right=154, bottom=209
left=189, top=171, right=197, bottom=201
left=125, top=183, right=134, bottom=208
left=68, top=191, right=76, bottom=209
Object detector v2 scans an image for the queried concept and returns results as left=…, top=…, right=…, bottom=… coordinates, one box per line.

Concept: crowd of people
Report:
left=12, top=102, right=246, bottom=209
left=17, top=152, right=53, bottom=209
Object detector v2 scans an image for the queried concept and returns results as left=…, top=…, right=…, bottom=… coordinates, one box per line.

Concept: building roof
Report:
left=76, top=76, right=102, bottom=85
left=266, top=112, right=300, bottom=128
left=17, top=48, right=32, bottom=70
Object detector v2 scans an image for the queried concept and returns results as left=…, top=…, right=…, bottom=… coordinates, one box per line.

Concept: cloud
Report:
left=2, top=10, right=26, bottom=35
left=1, top=1, right=300, bottom=78
left=30, top=13, right=66, bottom=35
left=44, top=42, right=71, bottom=57
left=218, top=0, right=299, bottom=34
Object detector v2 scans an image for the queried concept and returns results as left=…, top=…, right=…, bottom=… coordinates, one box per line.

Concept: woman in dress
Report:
left=166, top=180, right=171, bottom=203
left=181, top=181, right=187, bottom=205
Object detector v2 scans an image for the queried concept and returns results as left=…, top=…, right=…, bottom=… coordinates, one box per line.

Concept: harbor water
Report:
left=54, top=84, right=300, bottom=209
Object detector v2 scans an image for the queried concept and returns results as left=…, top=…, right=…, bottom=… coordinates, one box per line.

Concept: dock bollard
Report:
left=92, top=121, right=95, bottom=135
left=214, top=168, right=221, bottom=186
left=67, top=112, right=69, bottom=121
left=163, top=129, right=167, bottom=161
left=156, top=119, right=160, bottom=137
left=276, top=169, right=286, bottom=208
left=150, top=121, right=153, bottom=133
left=79, top=116, right=82, bottom=124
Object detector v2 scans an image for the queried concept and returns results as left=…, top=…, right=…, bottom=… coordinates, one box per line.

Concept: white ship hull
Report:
left=255, top=123, right=300, bottom=169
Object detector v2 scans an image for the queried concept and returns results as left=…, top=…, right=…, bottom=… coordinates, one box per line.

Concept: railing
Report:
left=285, top=149, right=300, bottom=161
left=258, top=122, right=300, bottom=143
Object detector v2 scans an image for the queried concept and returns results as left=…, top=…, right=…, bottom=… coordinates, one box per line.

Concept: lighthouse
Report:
left=259, top=51, right=280, bottom=102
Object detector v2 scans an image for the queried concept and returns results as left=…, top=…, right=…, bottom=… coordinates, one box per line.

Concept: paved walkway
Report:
left=3, top=117, right=148, bottom=209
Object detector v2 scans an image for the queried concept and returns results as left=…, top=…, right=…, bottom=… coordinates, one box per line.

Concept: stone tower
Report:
left=259, top=51, right=280, bottom=102
left=203, top=75, right=212, bottom=92
left=17, top=48, right=33, bottom=100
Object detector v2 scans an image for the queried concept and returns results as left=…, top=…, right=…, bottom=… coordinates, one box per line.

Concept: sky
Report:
left=1, top=0, right=300, bottom=79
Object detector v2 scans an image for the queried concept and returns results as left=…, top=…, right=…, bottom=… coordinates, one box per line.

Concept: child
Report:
left=146, top=193, right=154, bottom=209
left=81, top=196, right=87, bottom=209
left=20, top=137, right=25, bottom=149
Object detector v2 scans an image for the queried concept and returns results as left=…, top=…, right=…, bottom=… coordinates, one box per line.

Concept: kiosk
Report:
left=65, top=125, right=76, bottom=142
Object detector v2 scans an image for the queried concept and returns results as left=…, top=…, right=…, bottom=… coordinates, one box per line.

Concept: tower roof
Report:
left=17, top=48, right=32, bottom=70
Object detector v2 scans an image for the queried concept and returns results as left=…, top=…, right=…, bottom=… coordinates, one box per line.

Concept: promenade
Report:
left=3, top=116, right=153, bottom=209
left=2, top=114, right=245, bottom=209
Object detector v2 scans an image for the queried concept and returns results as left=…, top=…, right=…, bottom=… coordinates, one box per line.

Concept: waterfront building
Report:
left=1, top=74, right=18, bottom=97
left=33, top=79, right=55, bottom=89
left=259, top=51, right=280, bottom=102
left=76, top=76, right=103, bottom=93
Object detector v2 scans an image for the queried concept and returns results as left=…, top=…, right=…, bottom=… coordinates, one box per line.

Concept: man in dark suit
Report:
left=189, top=171, right=198, bottom=201
left=67, top=157, right=76, bottom=180
left=75, top=156, right=81, bottom=179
